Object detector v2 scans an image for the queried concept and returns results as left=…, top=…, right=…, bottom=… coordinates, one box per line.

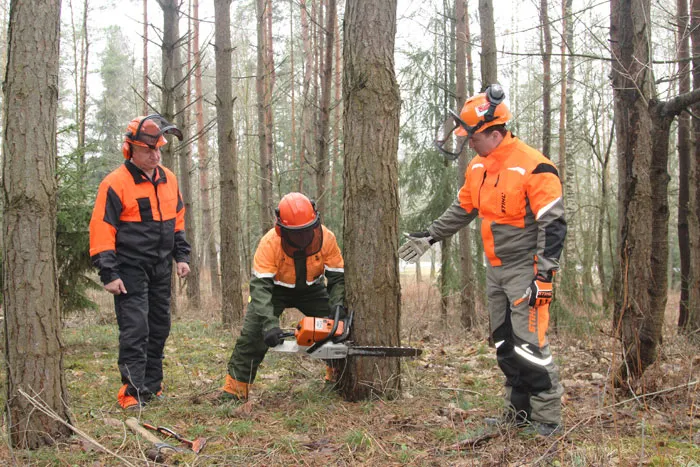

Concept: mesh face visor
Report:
left=434, top=109, right=470, bottom=160
left=132, top=114, right=184, bottom=148
left=278, top=218, right=323, bottom=258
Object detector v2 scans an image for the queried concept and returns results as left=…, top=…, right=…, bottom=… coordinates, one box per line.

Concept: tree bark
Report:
left=539, top=0, right=552, bottom=158
left=173, top=4, right=200, bottom=308
left=340, top=0, right=402, bottom=401
left=2, top=0, right=72, bottom=448
left=256, top=0, right=274, bottom=233
left=456, top=0, right=476, bottom=329
left=299, top=0, right=313, bottom=191
left=478, top=0, right=496, bottom=86
left=678, top=0, right=691, bottom=329
left=610, top=0, right=700, bottom=381
left=560, top=0, right=580, bottom=303
left=143, top=0, right=149, bottom=114
left=214, top=0, right=244, bottom=325
left=315, top=0, right=335, bottom=214
left=330, top=11, right=342, bottom=225
left=689, top=0, right=700, bottom=332
left=158, top=0, right=181, bottom=315
left=158, top=0, right=178, bottom=171
left=194, top=0, right=221, bottom=298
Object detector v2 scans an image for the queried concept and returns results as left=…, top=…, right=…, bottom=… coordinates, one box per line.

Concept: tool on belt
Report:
left=269, top=306, right=422, bottom=359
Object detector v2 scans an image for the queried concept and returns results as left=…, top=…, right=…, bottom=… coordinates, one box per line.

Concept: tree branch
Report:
left=662, top=88, right=700, bottom=116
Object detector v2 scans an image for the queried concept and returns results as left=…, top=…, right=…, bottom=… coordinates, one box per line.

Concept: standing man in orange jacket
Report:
left=89, top=115, right=191, bottom=410
left=221, top=192, right=345, bottom=401
left=399, top=85, right=567, bottom=436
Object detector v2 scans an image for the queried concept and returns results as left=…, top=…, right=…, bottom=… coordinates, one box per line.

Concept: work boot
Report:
left=524, top=421, right=563, bottom=437
left=220, top=375, right=249, bottom=402
left=146, top=383, right=165, bottom=403
left=117, top=384, right=146, bottom=411
left=484, top=407, right=530, bottom=430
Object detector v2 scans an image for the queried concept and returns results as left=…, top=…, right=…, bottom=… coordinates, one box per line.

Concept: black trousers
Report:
left=114, top=258, right=172, bottom=397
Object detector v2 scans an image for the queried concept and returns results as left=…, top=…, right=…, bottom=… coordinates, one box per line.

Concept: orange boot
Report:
left=221, top=375, right=250, bottom=402
left=324, top=366, right=339, bottom=384
left=117, top=384, right=143, bottom=410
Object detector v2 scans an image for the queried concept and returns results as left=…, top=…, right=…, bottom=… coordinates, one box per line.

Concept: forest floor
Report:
left=1, top=279, right=699, bottom=466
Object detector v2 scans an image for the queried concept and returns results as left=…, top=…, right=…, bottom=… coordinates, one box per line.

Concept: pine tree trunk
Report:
left=456, top=0, right=476, bottom=329
left=315, top=0, right=335, bottom=214
left=561, top=0, right=580, bottom=303
left=300, top=0, right=314, bottom=191
left=214, top=0, right=244, bottom=325
left=478, top=0, right=496, bottom=86
left=677, top=0, right=691, bottom=328
left=159, top=0, right=180, bottom=315
left=194, top=0, right=221, bottom=298
left=173, top=7, right=200, bottom=308
left=143, top=0, right=149, bottom=114
left=330, top=12, right=342, bottom=225
left=340, top=0, right=402, bottom=401
left=256, top=0, right=273, bottom=233
left=3, top=0, right=72, bottom=448
left=159, top=0, right=177, bottom=171
left=609, top=0, right=694, bottom=382
left=689, top=0, right=700, bottom=332
left=539, top=0, right=552, bottom=158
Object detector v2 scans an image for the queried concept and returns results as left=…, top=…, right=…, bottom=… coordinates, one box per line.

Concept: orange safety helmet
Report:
left=121, top=114, right=183, bottom=159
left=435, top=84, right=511, bottom=160
left=275, top=192, right=323, bottom=257
left=453, top=85, right=511, bottom=137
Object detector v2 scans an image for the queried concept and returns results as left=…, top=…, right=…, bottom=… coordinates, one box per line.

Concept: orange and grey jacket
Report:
left=89, top=160, right=191, bottom=284
left=250, top=226, right=345, bottom=332
left=428, top=133, right=566, bottom=273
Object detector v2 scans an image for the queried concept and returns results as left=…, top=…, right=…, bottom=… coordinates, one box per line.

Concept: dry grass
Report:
left=0, top=277, right=698, bottom=466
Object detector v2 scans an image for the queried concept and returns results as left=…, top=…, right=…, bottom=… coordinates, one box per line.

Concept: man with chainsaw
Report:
left=221, top=192, right=345, bottom=401
left=89, top=114, right=191, bottom=410
left=399, top=85, right=567, bottom=436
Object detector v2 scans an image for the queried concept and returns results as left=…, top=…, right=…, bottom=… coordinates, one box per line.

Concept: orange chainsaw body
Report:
left=294, top=317, right=345, bottom=346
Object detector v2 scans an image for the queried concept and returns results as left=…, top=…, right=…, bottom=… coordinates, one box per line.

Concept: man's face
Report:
left=468, top=130, right=503, bottom=156
left=130, top=144, right=161, bottom=173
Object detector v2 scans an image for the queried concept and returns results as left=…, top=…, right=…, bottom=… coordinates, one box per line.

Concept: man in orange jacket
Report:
left=221, top=192, right=345, bottom=401
left=399, top=85, right=567, bottom=436
left=89, top=115, right=191, bottom=410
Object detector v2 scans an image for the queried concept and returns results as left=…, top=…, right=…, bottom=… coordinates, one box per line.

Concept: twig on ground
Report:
left=17, top=389, right=136, bottom=467
left=427, top=386, right=483, bottom=396
left=431, top=432, right=499, bottom=452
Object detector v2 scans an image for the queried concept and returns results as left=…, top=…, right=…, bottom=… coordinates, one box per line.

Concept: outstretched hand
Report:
left=398, top=232, right=434, bottom=263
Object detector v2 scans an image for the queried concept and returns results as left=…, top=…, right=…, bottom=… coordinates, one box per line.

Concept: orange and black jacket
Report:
left=89, top=160, right=191, bottom=284
left=428, top=132, right=567, bottom=274
left=250, top=226, right=345, bottom=332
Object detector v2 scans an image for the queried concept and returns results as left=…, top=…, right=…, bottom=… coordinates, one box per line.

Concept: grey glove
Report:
left=398, top=231, right=436, bottom=263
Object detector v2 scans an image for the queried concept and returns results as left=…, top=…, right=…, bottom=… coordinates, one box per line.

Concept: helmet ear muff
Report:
left=481, top=84, right=505, bottom=124
left=274, top=207, right=282, bottom=236
left=121, top=141, right=131, bottom=159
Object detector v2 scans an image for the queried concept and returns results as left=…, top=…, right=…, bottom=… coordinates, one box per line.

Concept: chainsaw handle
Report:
left=278, top=331, right=295, bottom=339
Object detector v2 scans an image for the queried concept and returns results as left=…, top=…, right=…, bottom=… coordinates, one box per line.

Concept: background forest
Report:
left=0, top=0, right=699, bottom=465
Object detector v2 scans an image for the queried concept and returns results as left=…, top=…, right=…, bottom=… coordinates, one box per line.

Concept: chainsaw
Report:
left=269, top=306, right=422, bottom=359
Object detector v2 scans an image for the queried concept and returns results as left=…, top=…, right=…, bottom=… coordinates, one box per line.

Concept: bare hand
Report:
left=176, top=262, right=190, bottom=278
left=105, top=278, right=127, bottom=295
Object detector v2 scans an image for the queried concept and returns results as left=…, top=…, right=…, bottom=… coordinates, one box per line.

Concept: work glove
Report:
left=398, top=231, right=436, bottom=263
left=263, top=327, right=283, bottom=347
left=528, top=272, right=554, bottom=307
